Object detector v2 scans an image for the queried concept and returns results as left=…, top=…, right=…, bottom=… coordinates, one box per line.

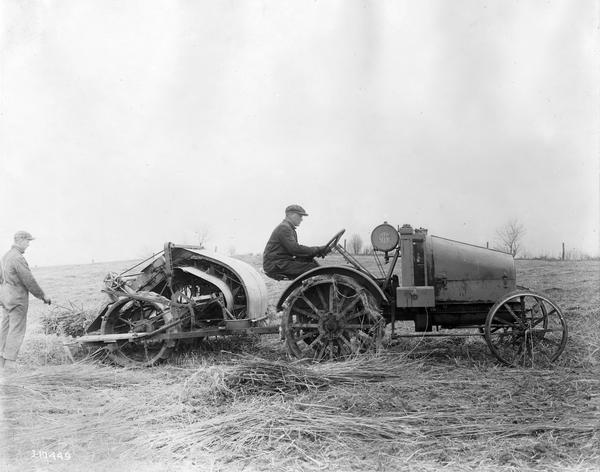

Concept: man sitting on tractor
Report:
left=263, top=204, right=326, bottom=280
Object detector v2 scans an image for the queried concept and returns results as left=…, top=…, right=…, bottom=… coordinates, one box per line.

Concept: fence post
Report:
left=562, top=242, right=565, bottom=261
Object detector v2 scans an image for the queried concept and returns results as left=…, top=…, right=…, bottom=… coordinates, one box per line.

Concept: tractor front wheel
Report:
left=484, top=290, right=568, bottom=367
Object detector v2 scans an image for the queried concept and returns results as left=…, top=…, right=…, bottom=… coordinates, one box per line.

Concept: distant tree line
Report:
left=346, top=234, right=374, bottom=255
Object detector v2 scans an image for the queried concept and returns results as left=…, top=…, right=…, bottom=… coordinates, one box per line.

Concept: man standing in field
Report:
left=0, top=231, right=51, bottom=370
left=263, top=204, right=326, bottom=280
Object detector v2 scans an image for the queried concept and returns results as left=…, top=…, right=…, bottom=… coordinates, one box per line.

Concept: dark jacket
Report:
left=263, top=220, right=320, bottom=274
left=0, top=246, right=45, bottom=310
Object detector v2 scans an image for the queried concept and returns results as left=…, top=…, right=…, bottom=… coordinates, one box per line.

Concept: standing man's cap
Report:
left=14, top=231, right=35, bottom=241
left=285, top=204, right=308, bottom=216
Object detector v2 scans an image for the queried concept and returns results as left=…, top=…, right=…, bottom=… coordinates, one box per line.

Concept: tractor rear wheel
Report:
left=281, top=274, right=384, bottom=361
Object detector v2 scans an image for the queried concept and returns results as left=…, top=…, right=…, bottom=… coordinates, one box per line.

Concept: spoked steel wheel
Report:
left=484, top=290, right=568, bottom=367
left=281, top=275, right=384, bottom=361
left=100, top=298, right=178, bottom=367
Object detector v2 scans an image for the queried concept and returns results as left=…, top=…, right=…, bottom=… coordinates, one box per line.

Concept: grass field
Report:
left=1, top=255, right=599, bottom=472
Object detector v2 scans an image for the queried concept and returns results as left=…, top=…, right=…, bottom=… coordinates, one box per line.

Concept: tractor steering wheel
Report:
left=322, top=229, right=345, bottom=256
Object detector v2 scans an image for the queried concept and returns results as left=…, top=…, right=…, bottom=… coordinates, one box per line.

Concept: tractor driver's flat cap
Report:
left=14, top=230, right=35, bottom=241
left=285, top=204, right=308, bottom=216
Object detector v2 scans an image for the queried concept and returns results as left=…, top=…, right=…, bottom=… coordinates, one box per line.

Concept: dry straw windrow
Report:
left=2, top=355, right=599, bottom=470
left=182, top=353, right=421, bottom=400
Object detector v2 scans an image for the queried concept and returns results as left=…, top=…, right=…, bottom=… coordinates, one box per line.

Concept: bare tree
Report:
left=349, top=233, right=363, bottom=254
left=494, top=219, right=526, bottom=257
left=194, top=227, right=210, bottom=248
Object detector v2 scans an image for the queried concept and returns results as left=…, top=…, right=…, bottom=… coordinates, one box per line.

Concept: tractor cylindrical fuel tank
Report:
left=425, top=235, right=516, bottom=304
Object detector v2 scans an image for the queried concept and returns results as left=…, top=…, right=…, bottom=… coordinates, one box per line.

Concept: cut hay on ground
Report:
left=182, top=353, right=421, bottom=398
left=2, top=355, right=599, bottom=471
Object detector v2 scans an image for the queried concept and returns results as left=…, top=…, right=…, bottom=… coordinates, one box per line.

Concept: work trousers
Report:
left=265, top=258, right=319, bottom=280
left=0, top=303, right=28, bottom=361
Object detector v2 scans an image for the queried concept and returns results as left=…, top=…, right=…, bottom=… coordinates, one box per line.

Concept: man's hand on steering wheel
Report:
left=316, top=245, right=328, bottom=258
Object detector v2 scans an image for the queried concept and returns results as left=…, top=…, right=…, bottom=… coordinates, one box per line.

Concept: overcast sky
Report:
left=1, top=0, right=598, bottom=267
